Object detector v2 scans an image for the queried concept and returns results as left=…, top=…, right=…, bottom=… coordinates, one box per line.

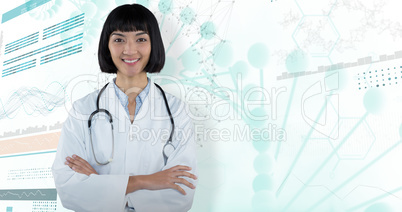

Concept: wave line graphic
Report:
left=0, top=81, right=68, bottom=120
left=0, top=189, right=57, bottom=200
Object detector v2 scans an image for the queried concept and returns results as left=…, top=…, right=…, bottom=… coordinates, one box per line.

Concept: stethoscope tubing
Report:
left=88, top=82, right=175, bottom=166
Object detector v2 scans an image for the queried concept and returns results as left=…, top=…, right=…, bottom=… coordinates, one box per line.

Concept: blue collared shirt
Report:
left=113, top=77, right=150, bottom=119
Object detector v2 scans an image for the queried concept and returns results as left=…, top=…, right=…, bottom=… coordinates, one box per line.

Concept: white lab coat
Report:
left=52, top=79, right=197, bottom=212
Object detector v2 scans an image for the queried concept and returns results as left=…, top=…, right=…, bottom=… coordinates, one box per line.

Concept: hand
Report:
left=65, top=154, right=98, bottom=176
left=128, top=165, right=197, bottom=195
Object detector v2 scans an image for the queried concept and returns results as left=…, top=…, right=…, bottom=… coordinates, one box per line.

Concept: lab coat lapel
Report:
left=132, top=79, right=162, bottom=122
left=97, top=79, right=164, bottom=129
left=99, top=82, right=130, bottom=129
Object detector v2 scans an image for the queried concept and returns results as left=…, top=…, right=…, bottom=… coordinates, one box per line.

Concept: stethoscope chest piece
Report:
left=163, top=142, right=175, bottom=158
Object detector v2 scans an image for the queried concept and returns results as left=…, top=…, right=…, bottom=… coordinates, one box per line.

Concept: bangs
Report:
left=105, top=5, right=150, bottom=34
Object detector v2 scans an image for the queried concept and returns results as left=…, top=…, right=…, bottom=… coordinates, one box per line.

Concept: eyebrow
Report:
left=135, top=32, right=148, bottom=36
left=110, top=32, right=125, bottom=37
left=110, top=32, right=148, bottom=37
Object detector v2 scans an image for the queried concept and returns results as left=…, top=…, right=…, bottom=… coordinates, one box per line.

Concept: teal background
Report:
left=1, top=0, right=402, bottom=211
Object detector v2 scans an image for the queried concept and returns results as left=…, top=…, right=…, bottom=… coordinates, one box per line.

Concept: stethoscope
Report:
left=88, top=82, right=175, bottom=166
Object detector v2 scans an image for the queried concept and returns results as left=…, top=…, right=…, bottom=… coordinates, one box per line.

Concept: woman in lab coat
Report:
left=52, top=4, right=198, bottom=212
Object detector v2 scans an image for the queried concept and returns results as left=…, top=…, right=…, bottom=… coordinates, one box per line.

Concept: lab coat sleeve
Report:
left=52, top=104, right=129, bottom=212
left=126, top=104, right=198, bottom=212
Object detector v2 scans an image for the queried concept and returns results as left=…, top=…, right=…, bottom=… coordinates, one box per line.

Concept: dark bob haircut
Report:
left=98, top=4, right=165, bottom=73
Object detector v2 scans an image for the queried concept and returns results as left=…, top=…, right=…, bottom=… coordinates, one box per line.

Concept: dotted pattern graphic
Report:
left=358, top=66, right=402, bottom=90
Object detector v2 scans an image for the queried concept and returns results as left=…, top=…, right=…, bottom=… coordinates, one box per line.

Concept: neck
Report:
left=115, top=72, right=148, bottom=102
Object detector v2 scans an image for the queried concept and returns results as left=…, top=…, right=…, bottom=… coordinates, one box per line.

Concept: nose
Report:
left=123, top=40, right=138, bottom=55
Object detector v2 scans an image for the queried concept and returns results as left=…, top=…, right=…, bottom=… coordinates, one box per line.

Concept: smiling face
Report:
left=108, top=30, right=151, bottom=78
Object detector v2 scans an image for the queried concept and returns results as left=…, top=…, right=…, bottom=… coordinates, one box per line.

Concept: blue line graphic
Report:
left=41, top=49, right=82, bottom=65
left=43, top=14, right=84, bottom=40
left=44, top=13, right=84, bottom=32
left=307, top=140, right=402, bottom=211
left=5, top=32, right=38, bottom=49
left=6, top=36, right=38, bottom=51
left=276, top=92, right=330, bottom=197
left=275, top=77, right=298, bottom=160
left=2, top=59, right=36, bottom=73
left=3, top=33, right=83, bottom=66
left=2, top=65, right=36, bottom=77
left=44, top=15, right=84, bottom=34
left=283, top=112, right=369, bottom=211
left=2, top=59, right=36, bottom=77
left=166, top=24, right=184, bottom=54
left=3, top=60, right=35, bottom=74
left=0, top=150, right=56, bottom=159
left=3, top=64, right=36, bottom=77
left=5, top=35, right=38, bottom=51
left=43, top=22, right=84, bottom=40
left=346, top=185, right=402, bottom=211
left=40, top=43, right=82, bottom=65
left=5, top=38, right=39, bottom=55
left=1, top=0, right=52, bottom=23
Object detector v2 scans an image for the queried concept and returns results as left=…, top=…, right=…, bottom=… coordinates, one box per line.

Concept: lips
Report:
left=122, top=58, right=140, bottom=64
